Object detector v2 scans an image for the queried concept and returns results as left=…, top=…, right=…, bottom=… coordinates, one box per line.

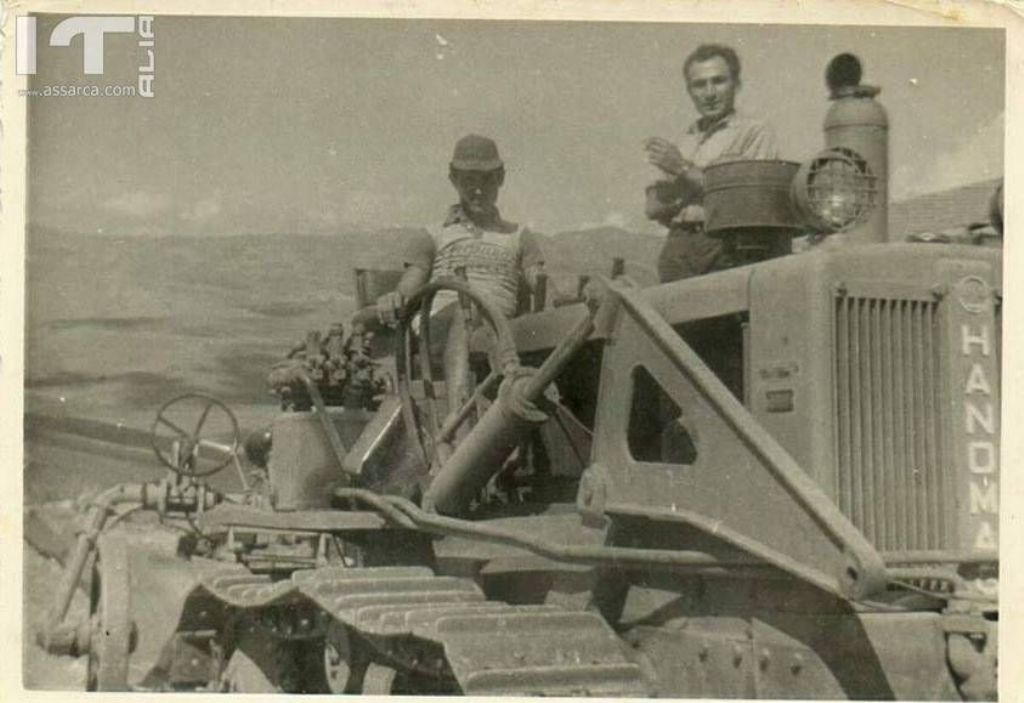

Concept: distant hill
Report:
left=890, top=179, right=1001, bottom=240
left=26, top=226, right=422, bottom=320
left=24, top=223, right=660, bottom=426
left=25, top=226, right=419, bottom=424
left=26, top=224, right=660, bottom=326
left=24, top=176, right=1005, bottom=435
left=541, top=226, right=661, bottom=287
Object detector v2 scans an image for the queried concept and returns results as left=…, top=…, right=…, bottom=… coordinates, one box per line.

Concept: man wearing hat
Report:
left=377, top=134, right=545, bottom=411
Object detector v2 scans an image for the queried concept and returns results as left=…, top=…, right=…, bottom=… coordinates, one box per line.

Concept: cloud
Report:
left=603, top=211, right=628, bottom=228
left=102, top=190, right=172, bottom=218
left=565, top=210, right=653, bottom=235
left=180, top=193, right=223, bottom=223
left=892, top=112, right=1003, bottom=198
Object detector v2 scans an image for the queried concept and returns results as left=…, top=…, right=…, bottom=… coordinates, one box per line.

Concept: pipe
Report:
left=421, top=305, right=599, bottom=514
left=522, top=306, right=598, bottom=400
left=823, top=54, right=889, bottom=244
left=336, top=487, right=757, bottom=571
left=437, top=370, right=501, bottom=444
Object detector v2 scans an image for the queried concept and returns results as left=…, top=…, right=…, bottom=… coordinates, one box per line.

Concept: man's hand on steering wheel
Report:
left=376, top=290, right=405, bottom=326
left=377, top=265, right=430, bottom=327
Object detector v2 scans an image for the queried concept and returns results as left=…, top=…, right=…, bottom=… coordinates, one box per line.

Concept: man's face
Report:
left=685, top=56, right=739, bottom=123
left=450, top=168, right=503, bottom=215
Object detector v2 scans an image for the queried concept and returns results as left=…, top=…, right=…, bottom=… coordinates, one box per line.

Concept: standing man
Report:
left=645, top=44, right=779, bottom=282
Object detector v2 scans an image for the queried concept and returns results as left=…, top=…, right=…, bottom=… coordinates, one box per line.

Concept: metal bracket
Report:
left=591, top=281, right=888, bottom=600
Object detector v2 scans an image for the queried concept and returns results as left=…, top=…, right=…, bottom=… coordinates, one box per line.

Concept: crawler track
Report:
left=195, top=565, right=648, bottom=696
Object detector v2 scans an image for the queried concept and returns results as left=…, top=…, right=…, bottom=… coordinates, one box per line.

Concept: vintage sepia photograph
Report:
left=4, top=2, right=1017, bottom=699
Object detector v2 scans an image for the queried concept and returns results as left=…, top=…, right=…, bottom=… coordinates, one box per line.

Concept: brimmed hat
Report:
left=450, top=134, right=504, bottom=171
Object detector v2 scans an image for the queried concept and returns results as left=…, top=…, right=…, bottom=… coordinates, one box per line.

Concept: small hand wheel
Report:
left=151, top=393, right=241, bottom=477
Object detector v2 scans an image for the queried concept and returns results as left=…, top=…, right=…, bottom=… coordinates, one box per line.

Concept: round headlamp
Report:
left=791, top=147, right=878, bottom=233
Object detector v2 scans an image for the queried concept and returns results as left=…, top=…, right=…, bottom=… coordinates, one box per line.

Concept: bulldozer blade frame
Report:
left=589, top=282, right=888, bottom=600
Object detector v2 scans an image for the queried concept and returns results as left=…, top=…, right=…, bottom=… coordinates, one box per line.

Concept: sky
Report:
left=24, top=17, right=1004, bottom=237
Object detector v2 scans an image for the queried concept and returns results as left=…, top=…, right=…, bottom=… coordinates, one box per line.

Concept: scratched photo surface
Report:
left=20, top=15, right=1004, bottom=698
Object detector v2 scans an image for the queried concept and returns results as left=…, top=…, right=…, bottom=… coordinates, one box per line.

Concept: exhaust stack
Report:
left=823, top=54, right=889, bottom=244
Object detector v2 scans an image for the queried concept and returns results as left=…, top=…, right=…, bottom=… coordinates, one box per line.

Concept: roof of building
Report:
left=889, top=178, right=1001, bottom=240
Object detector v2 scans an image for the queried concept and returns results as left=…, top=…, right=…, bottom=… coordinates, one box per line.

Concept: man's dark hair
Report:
left=683, top=44, right=741, bottom=83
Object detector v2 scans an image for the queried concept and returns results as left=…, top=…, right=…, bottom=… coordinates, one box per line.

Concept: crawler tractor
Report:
left=37, top=54, right=998, bottom=698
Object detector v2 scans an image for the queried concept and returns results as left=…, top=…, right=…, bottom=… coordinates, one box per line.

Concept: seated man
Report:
left=377, top=134, right=545, bottom=417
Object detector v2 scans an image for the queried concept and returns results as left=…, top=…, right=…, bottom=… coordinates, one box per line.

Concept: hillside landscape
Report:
left=25, top=224, right=660, bottom=442
left=25, top=170, right=998, bottom=449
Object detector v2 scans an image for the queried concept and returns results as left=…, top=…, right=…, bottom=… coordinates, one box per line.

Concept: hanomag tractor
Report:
left=37, top=53, right=999, bottom=699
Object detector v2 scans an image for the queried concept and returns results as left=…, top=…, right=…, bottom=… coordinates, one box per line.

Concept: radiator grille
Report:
left=833, top=296, right=952, bottom=551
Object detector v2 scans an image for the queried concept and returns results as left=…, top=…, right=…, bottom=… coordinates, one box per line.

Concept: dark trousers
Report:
left=657, top=225, right=728, bottom=283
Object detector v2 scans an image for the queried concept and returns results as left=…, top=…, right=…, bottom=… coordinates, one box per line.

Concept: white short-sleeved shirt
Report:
left=680, top=112, right=778, bottom=168
left=651, top=111, right=779, bottom=225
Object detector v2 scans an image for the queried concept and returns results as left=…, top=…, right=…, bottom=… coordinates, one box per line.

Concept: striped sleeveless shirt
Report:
left=427, top=219, right=525, bottom=317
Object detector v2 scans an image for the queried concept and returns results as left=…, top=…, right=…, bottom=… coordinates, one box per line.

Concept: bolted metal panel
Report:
left=833, top=295, right=952, bottom=551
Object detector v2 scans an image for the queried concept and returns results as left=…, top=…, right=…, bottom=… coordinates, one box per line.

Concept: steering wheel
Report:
left=150, top=393, right=241, bottom=477
left=393, top=278, right=521, bottom=471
